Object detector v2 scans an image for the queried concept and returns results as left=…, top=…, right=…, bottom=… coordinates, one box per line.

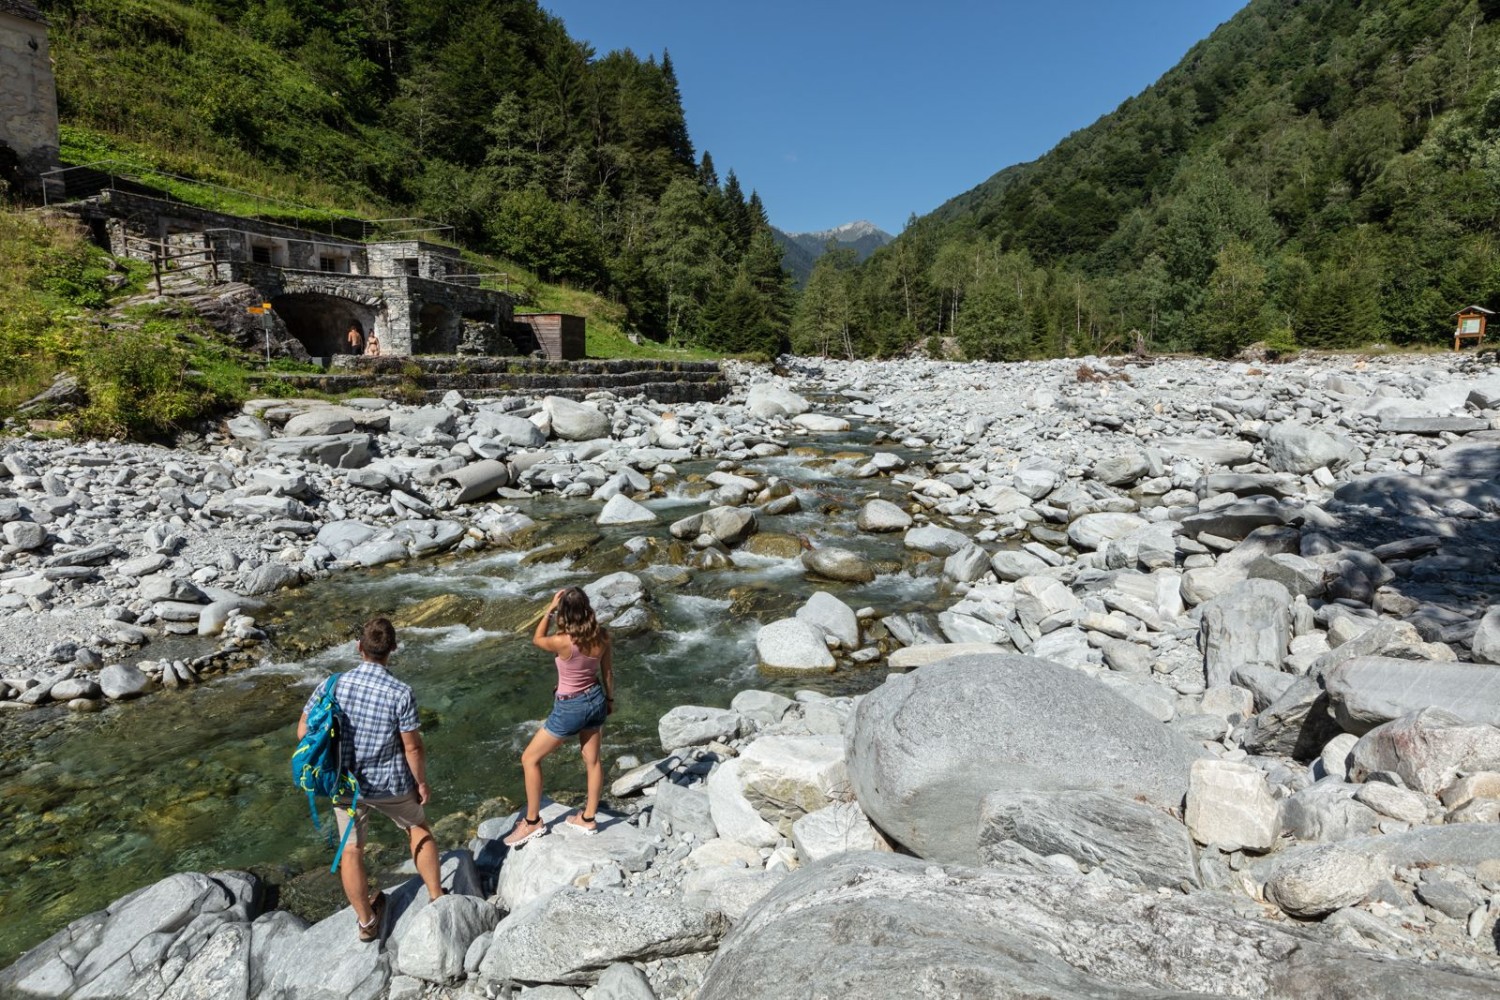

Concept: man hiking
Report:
left=297, top=617, right=444, bottom=942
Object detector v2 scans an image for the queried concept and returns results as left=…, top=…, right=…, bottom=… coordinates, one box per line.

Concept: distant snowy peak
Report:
left=771, top=220, right=894, bottom=286
left=787, top=220, right=890, bottom=242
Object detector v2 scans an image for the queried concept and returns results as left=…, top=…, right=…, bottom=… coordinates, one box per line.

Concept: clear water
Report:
left=0, top=436, right=953, bottom=967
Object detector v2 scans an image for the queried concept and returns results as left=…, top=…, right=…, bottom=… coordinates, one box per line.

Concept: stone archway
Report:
left=271, top=293, right=381, bottom=359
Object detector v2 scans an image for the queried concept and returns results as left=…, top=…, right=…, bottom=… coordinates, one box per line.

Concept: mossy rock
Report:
left=789, top=446, right=823, bottom=458
left=743, top=533, right=807, bottom=560
left=727, top=585, right=804, bottom=622
left=830, top=451, right=868, bottom=462
left=393, top=593, right=486, bottom=629
left=471, top=597, right=551, bottom=634
left=521, top=530, right=603, bottom=566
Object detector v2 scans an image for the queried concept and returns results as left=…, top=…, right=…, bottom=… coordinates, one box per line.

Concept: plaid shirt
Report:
left=304, top=659, right=420, bottom=797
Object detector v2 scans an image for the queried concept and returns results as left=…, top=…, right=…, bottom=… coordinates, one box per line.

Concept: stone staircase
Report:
left=254, top=355, right=729, bottom=404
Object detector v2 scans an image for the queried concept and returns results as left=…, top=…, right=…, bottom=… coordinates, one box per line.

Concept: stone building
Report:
left=0, top=0, right=59, bottom=182
left=64, top=188, right=517, bottom=360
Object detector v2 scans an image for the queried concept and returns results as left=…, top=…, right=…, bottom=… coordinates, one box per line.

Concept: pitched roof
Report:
left=0, top=1, right=46, bottom=25
left=1454, top=305, right=1496, bottom=316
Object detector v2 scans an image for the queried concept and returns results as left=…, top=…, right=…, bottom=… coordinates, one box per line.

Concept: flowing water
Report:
left=0, top=434, right=956, bottom=966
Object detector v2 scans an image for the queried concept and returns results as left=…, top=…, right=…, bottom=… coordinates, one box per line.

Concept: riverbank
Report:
left=7, top=351, right=1500, bottom=996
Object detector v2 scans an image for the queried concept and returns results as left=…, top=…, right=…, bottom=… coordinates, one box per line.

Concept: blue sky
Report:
left=542, top=1, right=1248, bottom=235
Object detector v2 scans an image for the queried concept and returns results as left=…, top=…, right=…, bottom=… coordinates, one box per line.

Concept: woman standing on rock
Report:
left=504, top=587, right=614, bottom=846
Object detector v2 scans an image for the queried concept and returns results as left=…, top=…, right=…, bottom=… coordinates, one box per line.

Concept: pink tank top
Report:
left=555, top=640, right=601, bottom=696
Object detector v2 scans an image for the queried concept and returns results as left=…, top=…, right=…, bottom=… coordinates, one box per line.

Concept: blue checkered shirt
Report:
left=304, top=660, right=420, bottom=797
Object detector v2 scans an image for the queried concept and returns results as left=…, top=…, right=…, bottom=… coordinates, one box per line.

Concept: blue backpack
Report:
left=292, top=674, right=362, bottom=872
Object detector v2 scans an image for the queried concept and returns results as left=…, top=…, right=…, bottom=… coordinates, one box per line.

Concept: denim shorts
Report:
left=544, top=684, right=607, bottom=739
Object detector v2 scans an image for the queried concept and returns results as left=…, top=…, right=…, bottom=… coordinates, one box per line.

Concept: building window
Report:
left=251, top=244, right=273, bottom=265
left=399, top=257, right=420, bottom=277
left=320, top=256, right=339, bottom=273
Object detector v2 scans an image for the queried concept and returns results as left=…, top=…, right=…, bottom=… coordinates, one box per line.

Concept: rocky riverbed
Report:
left=7, top=351, right=1500, bottom=997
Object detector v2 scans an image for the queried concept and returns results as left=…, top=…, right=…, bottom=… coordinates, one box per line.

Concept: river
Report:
left=0, top=434, right=951, bottom=966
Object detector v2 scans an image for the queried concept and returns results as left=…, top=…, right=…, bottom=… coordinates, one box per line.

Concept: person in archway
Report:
left=364, top=329, right=382, bottom=357
left=504, top=587, right=614, bottom=847
left=346, top=322, right=364, bottom=354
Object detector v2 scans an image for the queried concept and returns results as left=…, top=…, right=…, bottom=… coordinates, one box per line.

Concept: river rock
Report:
left=979, top=788, right=1197, bottom=888
left=795, top=591, right=859, bottom=648
left=1265, top=424, right=1360, bottom=474
left=756, top=618, right=836, bottom=672
left=98, top=662, right=151, bottom=700
left=988, top=548, right=1050, bottom=581
left=1264, top=845, right=1383, bottom=917
left=902, top=524, right=971, bottom=557
left=856, top=499, right=912, bottom=532
left=791, top=801, right=881, bottom=864
left=738, top=735, right=848, bottom=834
left=698, top=506, right=759, bottom=546
left=653, top=780, right=718, bottom=842
left=490, top=804, right=656, bottom=912
left=1199, top=579, right=1291, bottom=688
left=478, top=888, right=722, bottom=985
left=544, top=395, right=610, bottom=441
left=1185, top=759, right=1280, bottom=852
left=240, top=562, right=302, bottom=596
left=1238, top=676, right=1342, bottom=760
left=594, top=962, right=659, bottom=1000
left=706, top=758, right=780, bottom=849
left=800, top=547, right=875, bottom=583
left=696, top=852, right=1500, bottom=1000
left=597, top=494, right=657, bottom=526
left=1091, top=453, right=1149, bottom=487
left=388, top=406, right=454, bottom=438
left=283, top=406, right=357, bottom=436
left=659, top=705, right=742, bottom=752
left=1349, top=708, right=1500, bottom=795
left=394, top=894, right=500, bottom=984
left=745, top=384, right=810, bottom=419
left=1013, top=575, right=1081, bottom=633
left=1280, top=780, right=1382, bottom=843
left=260, top=433, right=372, bottom=468
left=473, top=410, right=546, bottom=449
left=846, top=655, right=1201, bottom=865
left=4, top=520, right=46, bottom=550
left=1325, top=656, right=1500, bottom=733
left=792, top=412, right=850, bottom=433
left=1067, top=512, right=1147, bottom=552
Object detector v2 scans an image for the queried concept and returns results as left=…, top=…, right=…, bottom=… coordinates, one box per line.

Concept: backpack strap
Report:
left=329, top=783, right=361, bottom=874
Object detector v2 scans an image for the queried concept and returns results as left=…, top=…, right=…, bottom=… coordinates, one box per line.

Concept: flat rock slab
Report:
left=1325, top=656, right=1500, bottom=733
left=696, top=852, right=1500, bottom=1000
left=888, top=642, right=1005, bottom=671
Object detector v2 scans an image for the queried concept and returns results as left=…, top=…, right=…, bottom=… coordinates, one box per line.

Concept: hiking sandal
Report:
left=503, top=815, right=547, bottom=848
left=357, top=891, right=387, bottom=943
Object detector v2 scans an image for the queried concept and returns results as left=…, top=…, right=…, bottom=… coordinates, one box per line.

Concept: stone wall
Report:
left=0, top=8, right=57, bottom=180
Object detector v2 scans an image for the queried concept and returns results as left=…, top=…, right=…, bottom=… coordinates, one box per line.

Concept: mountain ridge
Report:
left=772, top=219, right=893, bottom=285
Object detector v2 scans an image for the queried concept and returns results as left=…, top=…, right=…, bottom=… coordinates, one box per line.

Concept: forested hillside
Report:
left=798, top=0, right=1500, bottom=360
left=40, top=0, right=791, bottom=353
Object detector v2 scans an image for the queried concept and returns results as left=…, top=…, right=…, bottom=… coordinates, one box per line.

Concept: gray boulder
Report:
left=544, top=395, right=610, bottom=441
left=800, top=547, right=875, bottom=583
left=1238, top=676, right=1342, bottom=761
left=1325, top=656, right=1500, bottom=733
left=1280, top=780, right=1381, bottom=843
left=1265, top=424, right=1360, bottom=474
left=846, top=655, right=1202, bottom=865
left=478, top=888, right=722, bottom=985
left=652, top=780, right=718, bottom=842
left=388, top=406, right=454, bottom=438
left=1185, top=759, right=1280, bottom=853
left=659, top=705, right=741, bottom=752
left=1199, top=579, right=1291, bottom=688
left=1090, top=453, right=1149, bottom=487
left=794, top=591, right=859, bottom=649
left=394, top=894, right=500, bottom=984
left=790, top=801, right=882, bottom=864
left=594, top=962, right=659, bottom=1000
left=472, top=410, right=546, bottom=449
left=1349, top=708, right=1500, bottom=795
left=597, top=494, right=657, bottom=526
left=696, top=852, right=1500, bottom=1000
left=855, top=499, right=911, bottom=533
left=1264, top=845, right=1383, bottom=917
left=745, top=384, right=810, bottom=419
left=283, top=406, right=358, bottom=437
left=260, top=433, right=372, bottom=469
left=902, top=524, right=971, bottom=557
left=98, top=662, right=151, bottom=700
left=240, top=562, right=302, bottom=596
left=979, top=788, right=1197, bottom=889
left=755, top=618, right=835, bottom=672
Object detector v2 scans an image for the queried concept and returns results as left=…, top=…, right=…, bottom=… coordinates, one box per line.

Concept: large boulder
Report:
left=543, top=395, right=610, bottom=441
left=1198, top=579, right=1291, bottom=688
left=1263, top=845, right=1384, bottom=917
left=1325, top=656, right=1500, bottom=733
left=755, top=618, right=836, bottom=672
left=695, top=852, right=1500, bottom=1000
left=790, top=801, right=883, bottom=864
left=902, top=524, right=971, bottom=557
left=856, top=499, right=912, bottom=533
left=745, top=384, right=811, bottom=419
left=1349, top=708, right=1500, bottom=794
left=659, top=705, right=742, bottom=752
left=472, top=410, right=546, bottom=449
left=795, top=591, right=859, bottom=649
left=706, top=758, right=780, bottom=849
left=978, top=788, right=1196, bottom=889
left=846, top=655, right=1202, bottom=865
left=260, top=433, right=372, bottom=468
left=737, top=735, right=848, bottom=835
left=1264, top=423, right=1360, bottom=474
left=800, top=547, right=875, bottom=583
left=491, top=804, right=657, bottom=912
left=394, top=894, right=500, bottom=983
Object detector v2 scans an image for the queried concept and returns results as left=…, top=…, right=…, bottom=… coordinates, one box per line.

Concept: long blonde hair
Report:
left=555, top=587, right=605, bottom=653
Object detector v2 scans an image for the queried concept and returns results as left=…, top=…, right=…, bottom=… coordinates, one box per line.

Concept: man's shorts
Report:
left=332, top=791, right=427, bottom=849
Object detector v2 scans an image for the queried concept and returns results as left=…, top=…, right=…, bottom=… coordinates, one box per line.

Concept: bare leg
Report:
left=578, top=728, right=604, bottom=819
left=339, top=843, right=374, bottom=924
left=520, top=727, right=565, bottom=821
left=408, top=824, right=443, bottom=900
